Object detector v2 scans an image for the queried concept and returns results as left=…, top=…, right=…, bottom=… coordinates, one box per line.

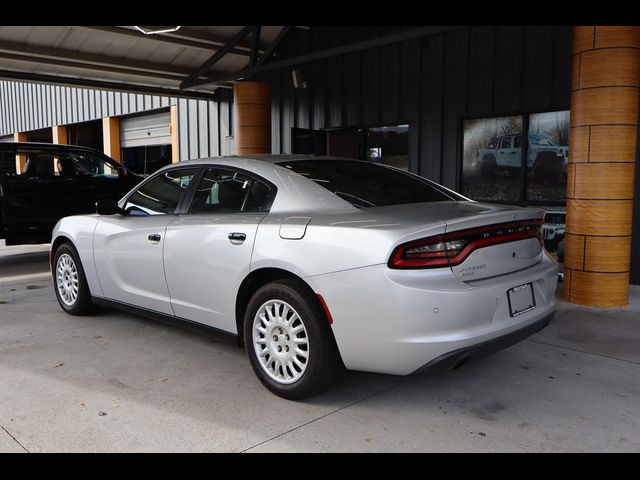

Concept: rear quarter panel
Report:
left=251, top=213, right=447, bottom=277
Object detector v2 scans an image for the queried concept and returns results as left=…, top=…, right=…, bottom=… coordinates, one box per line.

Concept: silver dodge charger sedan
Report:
left=50, top=155, right=558, bottom=399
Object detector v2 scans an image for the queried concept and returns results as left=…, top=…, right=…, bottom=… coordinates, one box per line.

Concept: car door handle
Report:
left=148, top=234, right=161, bottom=243
left=228, top=232, right=246, bottom=244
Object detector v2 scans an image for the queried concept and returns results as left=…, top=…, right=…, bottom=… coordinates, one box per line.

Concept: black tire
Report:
left=52, top=242, right=95, bottom=315
left=243, top=279, right=342, bottom=400
left=480, top=155, right=497, bottom=177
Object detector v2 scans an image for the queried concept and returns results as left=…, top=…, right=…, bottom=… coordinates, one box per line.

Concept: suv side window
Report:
left=123, top=168, right=199, bottom=216
left=62, top=151, right=120, bottom=178
left=22, top=153, right=61, bottom=178
left=500, top=136, right=512, bottom=149
left=190, top=167, right=275, bottom=214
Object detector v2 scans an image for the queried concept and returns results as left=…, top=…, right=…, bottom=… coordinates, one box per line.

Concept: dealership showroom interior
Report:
left=0, top=24, right=639, bottom=453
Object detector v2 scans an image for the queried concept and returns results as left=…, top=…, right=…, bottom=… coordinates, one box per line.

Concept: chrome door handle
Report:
left=148, top=233, right=161, bottom=243
left=228, top=232, right=246, bottom=244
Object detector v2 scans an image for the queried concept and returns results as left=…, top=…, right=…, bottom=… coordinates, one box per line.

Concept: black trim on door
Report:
left=175, top=164, right=207, bottom=214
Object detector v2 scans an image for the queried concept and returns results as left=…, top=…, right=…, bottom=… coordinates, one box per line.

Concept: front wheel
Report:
left=244, top=280, right=342, bottom=400
left=53, top=242, right=94, bottom=315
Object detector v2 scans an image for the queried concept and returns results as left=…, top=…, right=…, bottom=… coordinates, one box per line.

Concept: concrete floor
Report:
left=0, top=240, right=639, bottom=452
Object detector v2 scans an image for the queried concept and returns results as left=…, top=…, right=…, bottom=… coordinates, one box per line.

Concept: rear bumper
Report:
left=411, top=312, right=553, bottom=375
left=305, top=254, right=558, bottom=376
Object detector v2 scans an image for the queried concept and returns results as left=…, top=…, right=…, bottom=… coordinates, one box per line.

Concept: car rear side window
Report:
left=277, top=159, right=461, bottom=208
left=123, top=168, right=199, bottom=216
left=189, top=167, right=275, bottom=214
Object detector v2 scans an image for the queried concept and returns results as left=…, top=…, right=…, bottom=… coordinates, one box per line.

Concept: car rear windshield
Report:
left=276, top=159, right=463, bottom=207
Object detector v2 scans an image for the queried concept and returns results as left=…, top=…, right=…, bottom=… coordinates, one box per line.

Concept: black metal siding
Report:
left=259, top=26, right=573, bottom=188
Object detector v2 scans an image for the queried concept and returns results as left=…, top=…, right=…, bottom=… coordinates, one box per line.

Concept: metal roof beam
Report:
left=160, top=27, right=264, bottom=53
left=249, top=26, right=262, bottom=67
left=0, top=52, right=188, bottom=82
left=180, top=26, right=255, bottom=89
left=254, top=26, right=292, bottom=67
left=0, top=39, right=225, bottom=80
left=186, top=26, right=466, bottom=88
left=0, top=69, right=218, bottom=100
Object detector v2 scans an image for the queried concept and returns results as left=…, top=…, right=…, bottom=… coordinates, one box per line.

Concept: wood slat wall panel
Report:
left=564, top=25, right=640, bottom=304
left=566, top=199, right=634, bottom=236
left=565, top=269, right=630, bottom=306
left=573, top=163, right=635, bottom=199
left=590, top=125, right=638, bottom=161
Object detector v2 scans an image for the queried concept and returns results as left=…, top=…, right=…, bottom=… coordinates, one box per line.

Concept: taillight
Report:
left=389, top=219, right=543, bottom=269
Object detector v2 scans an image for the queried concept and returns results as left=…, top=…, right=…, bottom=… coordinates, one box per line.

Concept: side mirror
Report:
left=117, top=166, right=128, bottom=177
left=96, top=199, right=122, bottom=215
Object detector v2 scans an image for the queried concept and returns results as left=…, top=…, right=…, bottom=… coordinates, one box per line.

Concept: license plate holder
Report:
left=507, top=283, right=536, bottom=317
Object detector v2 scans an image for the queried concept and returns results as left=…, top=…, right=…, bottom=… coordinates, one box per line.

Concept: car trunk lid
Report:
left=377, top=201, right=545, bottom=281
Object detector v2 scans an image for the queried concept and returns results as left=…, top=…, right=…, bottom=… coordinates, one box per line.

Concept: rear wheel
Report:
left=53, top=242, right=94, bottom=315
left=244, top=279, right=342, bottom=400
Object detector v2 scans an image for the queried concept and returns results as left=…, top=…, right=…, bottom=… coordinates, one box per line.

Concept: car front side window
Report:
left=123, top=168, right=199, bottom=216
left=63, top=151, right=121, bottom=178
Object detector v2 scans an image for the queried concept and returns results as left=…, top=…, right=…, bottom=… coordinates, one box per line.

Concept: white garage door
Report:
left=120, top=111, right=172, bottom=148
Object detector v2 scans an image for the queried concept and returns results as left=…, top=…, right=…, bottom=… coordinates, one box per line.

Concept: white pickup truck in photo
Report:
left=477, top=133, right=568, bottom=184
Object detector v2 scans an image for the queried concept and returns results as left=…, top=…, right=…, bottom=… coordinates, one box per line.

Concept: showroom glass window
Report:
left=366, top=124, right=409, bottom=171
left=123, top=168, right=199, bottom=216
left=461, top=115, right=524, bottom=203
left=460, top=110, right=570, bottom=258
left=461, top=111, right=569, bottom=205
left=526, top=111, right=569, bottom=203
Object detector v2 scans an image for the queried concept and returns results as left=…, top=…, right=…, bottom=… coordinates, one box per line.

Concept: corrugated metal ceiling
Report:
left=0, top=26, right=287, bottom=98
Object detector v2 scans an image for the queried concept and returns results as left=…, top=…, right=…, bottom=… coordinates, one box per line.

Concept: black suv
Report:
left=0, top=142, right=143, bottom=245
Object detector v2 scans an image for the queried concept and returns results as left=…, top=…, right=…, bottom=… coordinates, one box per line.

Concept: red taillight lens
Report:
left=389, top=219, right=543, bottom=269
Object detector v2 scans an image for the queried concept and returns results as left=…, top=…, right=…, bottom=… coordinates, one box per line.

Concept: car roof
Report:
left=0, top=142, right=105, bottom=155
left=175, top=154, right=366, bottom=166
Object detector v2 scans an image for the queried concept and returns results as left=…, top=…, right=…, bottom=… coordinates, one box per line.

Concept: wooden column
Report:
left=13, top=132, right=27, bottom=173
left=233, top=81, right=271, bottom=156
left=52, top=125, right=68, bottom=144
left=102, top=116, right=121, bottom=163
left=170, top=105, right=179, bottom=163
left=563, top=26, right=640, bottom=307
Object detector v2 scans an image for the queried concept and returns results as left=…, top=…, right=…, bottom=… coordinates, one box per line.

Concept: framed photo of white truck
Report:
left=460, top=110, right=570, bottom=261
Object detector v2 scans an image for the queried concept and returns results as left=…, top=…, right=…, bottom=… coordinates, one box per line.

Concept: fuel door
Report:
left=279, top=217, right=311, bottom=240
